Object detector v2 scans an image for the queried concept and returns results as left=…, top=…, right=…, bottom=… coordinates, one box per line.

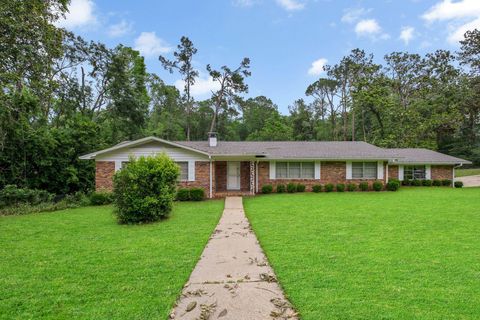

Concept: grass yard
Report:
left=244, top=188, right=480, bottom=320
left=456, top=168, right=480, bottom=177
left=0, top=201, right=223, bottom=320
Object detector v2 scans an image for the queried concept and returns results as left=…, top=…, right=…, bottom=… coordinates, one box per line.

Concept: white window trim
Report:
left=399, top=165, right=404, bottom=181
left=425, top=164, right=431, bottom=180
left=188, top=161, right=195, bottom=181
left=350, top=161, right=378, bottom=180
left=274, top=161, right=315, bottom=179
left=315, top=161, right=321, bottom=180
left=377, top=161, right=384, bottom=180
left=114, top=161, right=122, bottom=172
left=269, top=161, right=276, bottom=180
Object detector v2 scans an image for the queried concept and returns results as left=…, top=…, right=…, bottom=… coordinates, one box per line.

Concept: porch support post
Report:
left=209, top=157, right=213, bottom=199
left=250, top=161, right=255, bottom=195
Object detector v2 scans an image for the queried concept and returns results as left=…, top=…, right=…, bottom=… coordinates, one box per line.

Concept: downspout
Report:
left=209, top=156, right=213, bottom=198
left=453, top=163, right=463, bottom=188
left=386, top=162, right=389, bottom=183
left=255, top=160, right=259, bottom=194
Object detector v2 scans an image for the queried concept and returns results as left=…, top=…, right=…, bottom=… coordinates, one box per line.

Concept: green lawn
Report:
left=0, top=201, right=223, bottom=320
left=456, top=168, right=480, bottom=177
left=244, top=188, right=480, bottom=320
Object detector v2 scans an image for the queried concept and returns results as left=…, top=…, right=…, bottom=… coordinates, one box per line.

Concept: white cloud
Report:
left=276, top=0, right=305, bottom=11
left=174, top=75, right=220, bottom=98
left=56, top=0, right=97, bottom=29
left=400, top=26, right=415, bottom=45
left=134, top=32, right=171, bottom=57
left=308, top=58, right=328, bottom=76
left=422, top=0, right=480, bottom=44
left=341, top=8, right=371, bottom=24
left=422, top=0, right=480, bottom=22
left=448, top=17, right=480, bottom=43
left=107, top=20, right=133, bottom=38
left=355, top=19, right=381, bottom=35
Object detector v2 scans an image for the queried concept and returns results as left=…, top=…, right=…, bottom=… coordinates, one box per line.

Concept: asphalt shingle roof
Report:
left=387, top=148, right=471, bottom=164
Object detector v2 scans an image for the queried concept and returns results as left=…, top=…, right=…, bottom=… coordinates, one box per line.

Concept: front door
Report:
left=227, top=162, right=241, bottom=190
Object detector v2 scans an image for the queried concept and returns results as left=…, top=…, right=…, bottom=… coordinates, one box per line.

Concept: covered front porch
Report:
left=213, top=161, right=258, bottom=197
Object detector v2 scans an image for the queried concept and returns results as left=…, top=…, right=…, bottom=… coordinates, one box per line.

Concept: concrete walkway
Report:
left=171, top=197, right=297, bottom=320
left=456, top=175, right=480, bottom=187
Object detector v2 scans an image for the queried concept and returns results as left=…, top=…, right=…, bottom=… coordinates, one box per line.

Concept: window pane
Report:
left=301, top=162, right=314, bottom=179
left=121, top=161, right=129, bottom=169
left=288, top=162, right=301, bottom=178
left=404, top=166, right=413, bottom=180
left=414, top=166, right=426, bottom=180
left=363, top=162, right=377, bottom=179
left=176, top=162, right=188, bottom=180
left=352, top=162, right=363, bottom=179
left=276, top=162, right=288, bottom=178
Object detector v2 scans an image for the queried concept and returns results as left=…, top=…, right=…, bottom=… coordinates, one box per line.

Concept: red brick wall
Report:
left=95, top=161, right=212, bottom=196
left=215, top=161, right=227, bottom=192
left=388, top=165, right=399, bottom=180
left=431, top=165, right=454, bottom=180
left=96, top=161, right=115, bottom=191
left=240, top=161, right=251, bottom=192
left=257, top=161, right=387, bottom=192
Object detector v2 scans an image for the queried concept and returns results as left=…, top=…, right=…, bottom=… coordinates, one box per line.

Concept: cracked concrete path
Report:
left=170, top=197, right=297, bottom=320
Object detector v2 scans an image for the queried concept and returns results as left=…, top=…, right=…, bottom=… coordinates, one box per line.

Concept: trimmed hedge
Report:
left=432, top=179, right=442, bottom=187
left=176, top=188, right=191, bottom=201
left=347, top=183, right=357, bottom=192
left=402, top=179, right=412, bottom=186
left=422, top=179, right=433, bottom=186
left=287, top=183, right=297, bottom=193
left=386, top=179, right=400, bottom=191
left=336, top=183, right=345, bottom=192
left=312, top=185, right=322, bottom=193
left=359, top=182, right=369, bottom=191
left=373, top=181, right=383, bottom=191
left=276, top=184, right=286, bottom=193
left=190, top=188, right=205, bottom=201
left=113, top=154, right=179, bottom=224
left=296, top=184, right=306, bottom=192
left=442, top=179, right=452, bottom=186
left=262, top=184, right=273, bottom=194
left=412, top=179, right=422, bottom=186
left=325, top=183, right=334, bottom=192
left=454, top=181, right=463, bottom=188
left=89, top=191, right=113, bottom=205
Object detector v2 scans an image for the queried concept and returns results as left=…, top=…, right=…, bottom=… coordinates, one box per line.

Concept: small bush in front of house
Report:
left=296, top=184, right=306, bottom=192
left=287, top=183, right=297, bottom=193
left=412, top=179, right=422, bottom=186
left=113, top=154, right=179, bottom=224
left=373, top=181, right=383, bottom=191
left=359, top=182, right=369, bottom=191
left=347, top=183, right=357, bottom=192
left=454, top=181, right=463, bottom=188
left=432, top=179, right=442, bottom=187
left=442, top=179, right=452, bottom=186
left=386, top=179, right=400, bottom=191
left=189, top=188, right=205, bottom=201
left=89, top=191, right=113, bottom=205
left=176, top=188, right=191, bottom=201
left=276, top=184, right=286, bottom=193
left=422, top=179, right=432, bottom=186
left=262, top=184, right=273, bottom=194
left=312, top=185, right=322, bottom=193
left=336, top=184, right=345, bottom=192
left=325, top=183, right=334, bottom=192
left=402, top=179, right=412, bottom=186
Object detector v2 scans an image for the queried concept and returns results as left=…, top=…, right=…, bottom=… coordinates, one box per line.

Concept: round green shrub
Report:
left=412, top=179, right=422, bottom=186
left=454, top=181, right=463, bottom=188
left=347, top=183, right=357, bottom=192
left=189, top=188, right=205, bottom=201
left=89, top=191, right=113, bottom=205
left=336, top=183, right=345, bottom=192
left=359, top=182, right=369, bottom=191
left=422, top=179, right=432, bottom=186
left=373, top=181, right=383, bottom=191
left=325, top=183, right=334, bottom=192
left=442, top=179, right=452, bottom=186
left=432, top=179, right=442, bottom=187
left=296, top=184, right=306, bottom=192
left=312, top=185, right=322, bottom=193
left=402, top=179, right=412, bottom=186
left=113, top=154, right=179, bottom=224
left=276, top=184, right=286, bottom=193
left=176, top=188, right=190, bottom=201
left=386, top=180, right=400, bottom=191
left=262, top=184, right=273, bottom=194
left=287, top=183, right=297, bottom=193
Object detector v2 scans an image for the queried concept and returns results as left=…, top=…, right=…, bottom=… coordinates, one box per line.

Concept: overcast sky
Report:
left=57, top=0, right=480, bottom=113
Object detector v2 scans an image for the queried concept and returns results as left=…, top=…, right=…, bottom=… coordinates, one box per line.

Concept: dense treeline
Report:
left=1, top=0, right=479, bottom=195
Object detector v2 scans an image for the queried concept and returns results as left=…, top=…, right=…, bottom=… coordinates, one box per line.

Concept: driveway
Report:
left=456, top=175, right=480, bottom=187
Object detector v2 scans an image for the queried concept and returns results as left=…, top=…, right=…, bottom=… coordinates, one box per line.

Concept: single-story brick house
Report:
left=80, top=134, right=471, bottom=198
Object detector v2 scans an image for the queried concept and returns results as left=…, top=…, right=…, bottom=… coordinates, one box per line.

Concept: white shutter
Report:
left=114, top=161, right=122, bottom=172
left=188, top=161, right=195, bottom=181
left=269, top=161, right=276, bottom=180
left=377, top=161, right=384, bottom=180
left=425, top=165, right=431, bottom=180
left=399, top=165, right=404, bottom=181
left=314, top=161, right=321, bottom=180
left=346, top=161, right=352, bottom=180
